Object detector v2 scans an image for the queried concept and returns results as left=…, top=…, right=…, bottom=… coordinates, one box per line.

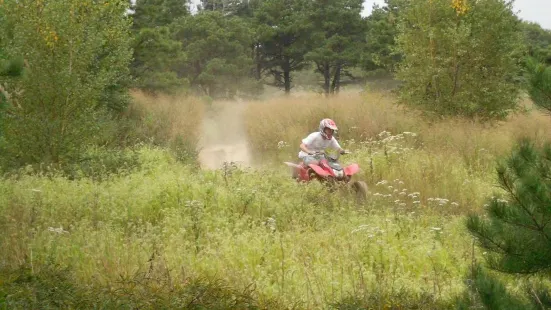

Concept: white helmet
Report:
left=319, top=118, right=338, bottom=139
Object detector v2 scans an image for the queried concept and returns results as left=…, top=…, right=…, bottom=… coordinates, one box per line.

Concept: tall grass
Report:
left=0, top=147, right=476, bottom=309
left=2, top=90, right=548, bottom=308
left=244, top=91, right=551, bottom=213
left=121, top=90, right=206, bottom=164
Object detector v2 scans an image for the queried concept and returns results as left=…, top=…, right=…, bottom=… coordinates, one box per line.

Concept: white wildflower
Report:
left=351, top=224, right=370, bottom=233
left=48, top=226, right=68, bottom=234
left=266, top=217, right=277, bottom=232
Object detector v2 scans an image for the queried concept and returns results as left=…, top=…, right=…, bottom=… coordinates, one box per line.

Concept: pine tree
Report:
left=525, top=57, right=551, bottom=113
left=130, top=0, right=189, bottom=94
left=362, top=0, right=404, bottom=73
left=254, top=0, right=311, bottom=93
left=462, top=57, right=551, bottom=309
left=306, top=0, right=365, bottom=95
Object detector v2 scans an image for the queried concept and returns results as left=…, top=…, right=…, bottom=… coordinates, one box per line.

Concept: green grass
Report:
left=3, top=89, right=550, bottom=308
left=0, top=144, right=483, bottom=309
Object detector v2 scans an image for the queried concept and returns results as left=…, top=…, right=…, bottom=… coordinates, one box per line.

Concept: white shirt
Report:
left=298, top=132, right=341, bottom=158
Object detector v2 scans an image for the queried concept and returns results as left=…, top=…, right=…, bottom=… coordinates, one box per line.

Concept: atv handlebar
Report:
left=310, top=150, right=351, bottom=158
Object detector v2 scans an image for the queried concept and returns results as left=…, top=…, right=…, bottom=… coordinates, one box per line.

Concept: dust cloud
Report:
left=197, top=100, right=253, bottom=170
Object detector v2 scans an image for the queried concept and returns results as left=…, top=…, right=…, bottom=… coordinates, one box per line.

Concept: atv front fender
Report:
left=308, top=164, right=332, bottom=177
left=344, top=164, right=360, bottom=176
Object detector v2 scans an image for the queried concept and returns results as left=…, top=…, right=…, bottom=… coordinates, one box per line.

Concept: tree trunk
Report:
left=323, top=62, right=331, bottom=95
left=255, top=46, right=262, bottom=80
left=284, top=70, right=291, bottom=94
left=331, top=64, right=341, bottom=94
left=283, top=56, right=291, bottom=94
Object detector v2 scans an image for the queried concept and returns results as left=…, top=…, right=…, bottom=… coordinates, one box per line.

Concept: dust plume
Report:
left=198, top=100, right=253, bottom=170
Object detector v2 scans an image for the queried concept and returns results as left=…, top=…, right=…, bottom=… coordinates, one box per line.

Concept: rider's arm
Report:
left=300, top=143, right=313, bottom=155
left=332, top=138, right=347, bottom=154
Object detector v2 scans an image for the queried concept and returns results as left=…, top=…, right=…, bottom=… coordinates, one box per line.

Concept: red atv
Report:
left=284, top=151, right=368, bottom=199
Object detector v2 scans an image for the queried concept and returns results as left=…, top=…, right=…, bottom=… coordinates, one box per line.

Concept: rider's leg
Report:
left=302, top=155, right=320, bottom=167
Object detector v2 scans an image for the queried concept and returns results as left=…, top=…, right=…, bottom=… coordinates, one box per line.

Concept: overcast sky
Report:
left=362, top=0, right=551, bottom=29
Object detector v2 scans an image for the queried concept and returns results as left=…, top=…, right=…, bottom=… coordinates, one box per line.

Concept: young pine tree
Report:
left=463, top=58, right=551, bottom=309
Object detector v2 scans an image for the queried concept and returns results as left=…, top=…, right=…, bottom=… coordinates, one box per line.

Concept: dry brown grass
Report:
left=244, top=90, right=551, bottom=213
left=244, top=90, right=420, bottom=154
left=245, top=91, right=551, bottom=159
left=128, top=90, right=205, bottom=146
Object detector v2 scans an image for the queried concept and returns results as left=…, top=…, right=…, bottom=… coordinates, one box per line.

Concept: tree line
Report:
left=131, top=0, right=550, bottom=99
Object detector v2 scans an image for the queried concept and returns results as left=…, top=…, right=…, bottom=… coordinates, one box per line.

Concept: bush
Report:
left=395, top=0, right=524, bottom=118
left=0, top=0, right=133, bottom=169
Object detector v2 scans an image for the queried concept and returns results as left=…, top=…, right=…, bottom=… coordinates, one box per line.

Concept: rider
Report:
left=299, top=118, right=347, bottom=166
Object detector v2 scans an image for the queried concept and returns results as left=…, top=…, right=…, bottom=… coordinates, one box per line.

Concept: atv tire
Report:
left=350, top=180, right=368, bottom=201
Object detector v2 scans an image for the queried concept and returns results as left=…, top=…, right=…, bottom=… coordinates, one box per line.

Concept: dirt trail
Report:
left=197, top=100, right=253, bottom=170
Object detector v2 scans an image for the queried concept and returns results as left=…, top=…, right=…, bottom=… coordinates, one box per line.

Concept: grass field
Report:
left=1, top=89, right=548, bottom=309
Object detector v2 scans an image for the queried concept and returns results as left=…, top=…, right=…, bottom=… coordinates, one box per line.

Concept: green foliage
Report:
left=130, top=0, right=189, bottom=94
left=521, top=21, right=551, bottom=65
left=306, top=0, right=365, bottom=94
left=524, top=56, right=551, bottom=113
left=0, top=264, right=272, bottom=309
left=395, top=0, right=525, bottom=118
left=198, top=0, right=248, bottom=15
left=254, top=0, right=312, bottom=93
left=456, top=265, right=530, bottom=309
left=0, top=0, right=133, bottom=169
left=467, top=139, right=551, bottom=274
left=0, top=56, right=24, bottom=78
left=131, top=26, right=188, bottom=94
left=463, top=59, right=551, bottom=309
left=362, top=0, right=404, bottom=72
left=172, top=11, right=259, bottom=98
left=0, top=56, right=24, bottom=138
left=131, top=0, right=190, bottom=28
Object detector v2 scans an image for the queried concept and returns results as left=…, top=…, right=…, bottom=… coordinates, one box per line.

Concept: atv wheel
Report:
left=350, top=180, right=368, bottom=201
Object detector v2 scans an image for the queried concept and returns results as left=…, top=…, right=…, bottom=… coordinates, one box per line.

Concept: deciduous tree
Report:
left=395, top=0, right=524, bottom=118
left=0, top=0, right=133, bottom=167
